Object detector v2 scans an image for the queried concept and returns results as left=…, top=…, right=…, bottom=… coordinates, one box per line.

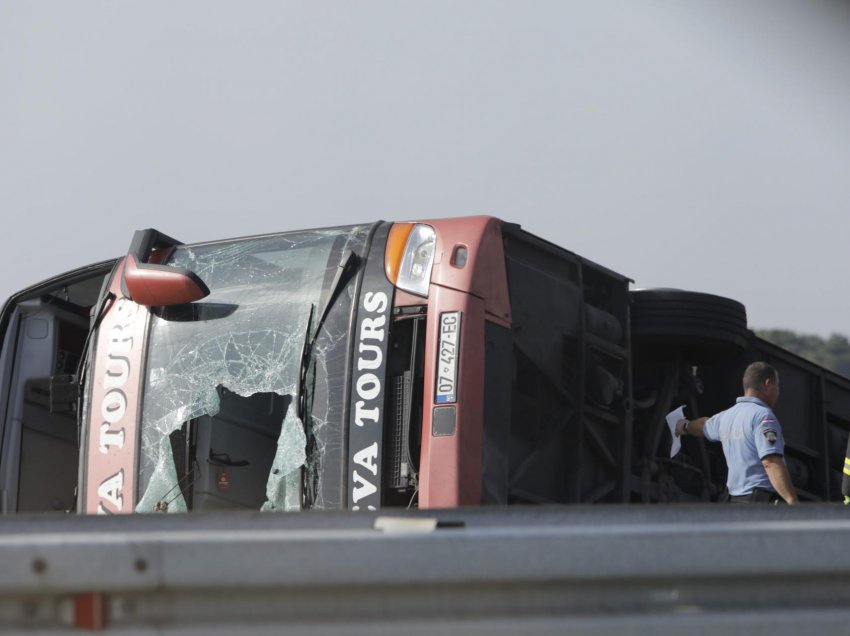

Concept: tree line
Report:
left=756, top=330, right=850, bottom=379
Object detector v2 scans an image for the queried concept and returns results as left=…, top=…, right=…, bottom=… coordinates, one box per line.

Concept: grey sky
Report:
left=2, top=2, right=849, bottom=336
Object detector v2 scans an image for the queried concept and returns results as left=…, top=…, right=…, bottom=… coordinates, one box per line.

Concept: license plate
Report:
left=436, top=312, right=461, bottom=404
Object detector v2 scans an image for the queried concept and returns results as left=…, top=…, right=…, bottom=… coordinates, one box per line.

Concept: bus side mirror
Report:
left=120, top=229, right=210, bottom=307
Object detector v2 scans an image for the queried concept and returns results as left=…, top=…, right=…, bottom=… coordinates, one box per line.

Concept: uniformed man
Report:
left=675, top=361, right=798, bottom=504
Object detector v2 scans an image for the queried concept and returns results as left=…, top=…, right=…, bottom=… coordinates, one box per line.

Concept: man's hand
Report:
left=675, top=417, right=708, bottom=438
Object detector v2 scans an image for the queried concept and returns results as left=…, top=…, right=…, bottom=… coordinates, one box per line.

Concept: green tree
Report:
left=757, top=330, right=850, bottom=378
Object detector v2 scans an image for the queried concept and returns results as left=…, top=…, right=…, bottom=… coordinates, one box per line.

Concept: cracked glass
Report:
left=135, top=226, right=370, bottom=512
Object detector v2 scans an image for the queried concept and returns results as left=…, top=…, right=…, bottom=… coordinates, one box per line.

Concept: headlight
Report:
left=384, top=223, right=436, bottom=297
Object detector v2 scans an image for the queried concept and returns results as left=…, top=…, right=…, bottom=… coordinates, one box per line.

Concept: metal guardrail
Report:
left=1, top=505, right=850, bottom=633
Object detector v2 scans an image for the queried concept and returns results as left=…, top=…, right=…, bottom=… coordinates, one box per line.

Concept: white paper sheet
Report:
left=666, top=405, right=686, bottom=458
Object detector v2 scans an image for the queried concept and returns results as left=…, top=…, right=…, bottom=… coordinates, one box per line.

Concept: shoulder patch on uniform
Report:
left=763, top=428, right=778, bottom=444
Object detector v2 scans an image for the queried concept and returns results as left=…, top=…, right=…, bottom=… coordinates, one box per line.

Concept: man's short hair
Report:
left=743, top=361, right=778, bottom=392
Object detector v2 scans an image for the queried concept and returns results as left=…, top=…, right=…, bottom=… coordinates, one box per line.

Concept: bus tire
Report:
left=630, top=289, right=750, bottom=362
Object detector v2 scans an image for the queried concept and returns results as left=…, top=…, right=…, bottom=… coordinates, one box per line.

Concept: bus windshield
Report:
left=134, top=225, right=370, bottom=513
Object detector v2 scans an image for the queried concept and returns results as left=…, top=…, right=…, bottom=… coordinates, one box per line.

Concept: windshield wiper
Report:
left=298, top=304, right=316, bottom=423
left=296, top=249, right=359, bottom=508
left=297, top=249, right=358, bottom=422
left=59, top=290, right=116, bottom=512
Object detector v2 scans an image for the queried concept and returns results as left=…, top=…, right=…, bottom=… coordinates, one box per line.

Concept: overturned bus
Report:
left=1, top=216, right=848, bottom=514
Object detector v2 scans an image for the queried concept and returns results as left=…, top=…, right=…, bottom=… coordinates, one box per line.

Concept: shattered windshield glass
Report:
left=135, top=226, right=370, bottom=513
